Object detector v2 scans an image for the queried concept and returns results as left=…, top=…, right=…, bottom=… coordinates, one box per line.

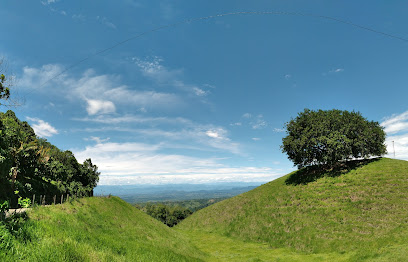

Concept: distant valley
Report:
left=94, top=182, right=264, bottom=203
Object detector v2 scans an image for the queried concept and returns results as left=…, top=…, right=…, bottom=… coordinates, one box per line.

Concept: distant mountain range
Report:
left=94, top=182, right=265, bottom=203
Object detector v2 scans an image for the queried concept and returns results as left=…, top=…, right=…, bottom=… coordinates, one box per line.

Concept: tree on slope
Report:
left=281, top=109, right=386, bottom=169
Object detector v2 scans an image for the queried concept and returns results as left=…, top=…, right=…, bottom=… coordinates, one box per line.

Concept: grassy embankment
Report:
left=178, top=158, right=408, bottom=261
left=0, top=196, right=206, bottom=261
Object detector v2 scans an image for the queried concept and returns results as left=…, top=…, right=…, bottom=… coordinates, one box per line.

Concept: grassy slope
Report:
left=1, top=196, right=206, bottom=262
left=178, top=158, right=408, bottom=259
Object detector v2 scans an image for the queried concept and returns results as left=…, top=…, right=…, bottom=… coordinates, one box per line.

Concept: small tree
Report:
left=281, top=109, right=386, bottom=168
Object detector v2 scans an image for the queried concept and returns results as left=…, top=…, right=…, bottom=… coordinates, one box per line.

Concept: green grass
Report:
left=178, top=158, right=408, bottom=259
left=0, top=196, right=207, bottom=261
left=3, top=158, right=408, bottom=261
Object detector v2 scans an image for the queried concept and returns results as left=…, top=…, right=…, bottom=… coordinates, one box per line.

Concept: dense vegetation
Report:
left=179, top=158, right=408, bottom=260
left=281, top=109, right=386, bottom=168
left=136, top=203, right=193, bottom=227
left=135, top=198, right=226, bottom=227
left=0, top=110, right=99, bottom=207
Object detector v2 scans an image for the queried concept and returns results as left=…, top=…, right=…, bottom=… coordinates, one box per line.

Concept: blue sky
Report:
left=2, top=1, right=408, bottom=185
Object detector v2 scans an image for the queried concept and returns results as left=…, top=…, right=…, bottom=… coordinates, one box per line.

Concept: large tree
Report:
left=281, top=109, right=386, bottom=168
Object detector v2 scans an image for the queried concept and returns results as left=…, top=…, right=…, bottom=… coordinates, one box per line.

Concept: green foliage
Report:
left=17, top=197, right=31, bottom=208
left=0, top=110, right=100, bottom=206
left=141, top=203, right=193, bottom=227
left=0, top=74, right=10, bottom=103
left=281, top=109, right=386, bottom=168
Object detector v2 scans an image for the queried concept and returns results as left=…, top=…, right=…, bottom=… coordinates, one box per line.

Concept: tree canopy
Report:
left=281, top=109, right=386, bottom=168
left=0, top=110, right=99, bottom=204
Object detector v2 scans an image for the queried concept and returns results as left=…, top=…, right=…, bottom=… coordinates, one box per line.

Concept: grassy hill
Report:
left=0, top=196, right=206, bottom=261
left=3, top=157, right=408, bottom=261
left=178, top=158, right=408, bottom=260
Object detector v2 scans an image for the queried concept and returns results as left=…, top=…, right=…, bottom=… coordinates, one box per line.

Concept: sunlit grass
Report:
left=178, top=158, right=408, bottom=259
left=1, top=196, right=206, bottom=261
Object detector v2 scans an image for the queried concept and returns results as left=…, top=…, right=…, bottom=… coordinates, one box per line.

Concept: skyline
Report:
left=2, top=1, right=408, bottom=185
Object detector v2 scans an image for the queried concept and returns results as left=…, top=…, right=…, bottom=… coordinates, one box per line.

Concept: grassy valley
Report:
left=0, top=197, right=206, bottom=261
left=2, top=158, right=408, bottom=261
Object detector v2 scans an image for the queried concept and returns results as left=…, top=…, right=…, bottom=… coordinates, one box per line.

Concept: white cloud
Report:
left=20, top=64, right=182, bottom=112
left=385, top=135, right=408, bottom=160
left=26, top=117, right=58, bottom=137
left=242, top=113, right=252, bottom=118
left=133, top=57, right=212, bottom=97
left=86, top=99, right=116, bottom=115
left=273, top=128, right=285, bottom=133
left=381, top=110, right=408, bottom=135
left=41, top=0, right=58, bottom=5
left=74, top=114, right=191, bottom=125
left=252, top=138, right=261, bottom=141
left=21, top=64, right=65, bottom=88
left=329, top=68, right=344, bottom=73
left=73, top=141, right=282, bottom=185
left=382, top=110, right=408, bottom=161
left=252, top=115, right=268, bottom=129
left=74, top=114, right=242, bottom=155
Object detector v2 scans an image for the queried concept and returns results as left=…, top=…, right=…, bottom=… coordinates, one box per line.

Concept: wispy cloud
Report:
left=252, top=114, right=267, bottom=129
left=133, top=56, right=212, bottom=97
left=273, top=128, right=285, bottom=133
left=41, top=0, right=58, bottom=5
left=381, top=110, right=408, bottom=135
left=20, top=64, right=182, bottom=115
left=96, top=16, right=116, bottom=29
left=330, top=68, right=344, bottom=73
left=73, top=141, right=282, bottom=185
left=26, top=117, right=58, bottom=137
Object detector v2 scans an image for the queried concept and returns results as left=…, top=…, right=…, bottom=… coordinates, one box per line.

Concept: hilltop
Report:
left=178, top=158, right=408, bottom=259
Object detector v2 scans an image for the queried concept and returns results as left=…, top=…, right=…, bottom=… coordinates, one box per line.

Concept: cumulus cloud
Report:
left=382, top=110, right=408, bottom=161
left=86, top=99, right=116, bottom=115
left=26, top=117, right=58, bottom=137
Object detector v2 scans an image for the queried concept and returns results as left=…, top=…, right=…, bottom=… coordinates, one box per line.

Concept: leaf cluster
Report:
left=0, top=110, right=100, bottom=206
left=281, top=109, right=386, bottom=168
left=140, top=203, right=193, bottom=227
